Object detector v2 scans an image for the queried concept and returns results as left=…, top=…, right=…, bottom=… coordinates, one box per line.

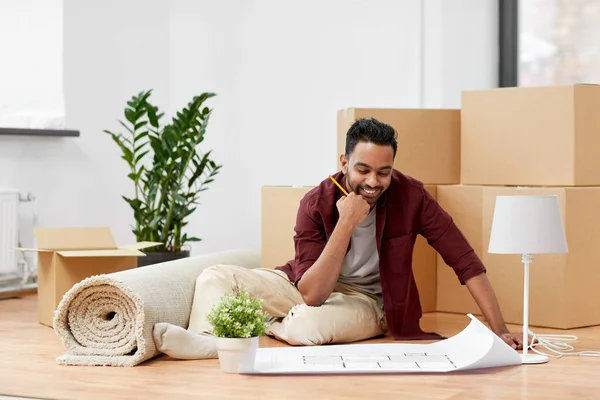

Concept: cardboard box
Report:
left=261, top=185, right=438, bottom=312
left=461, top=84, right=600, bottom=186
left=436, top=185, right=600, bottom=329
left=261, top=186, right=314, bottom=270
left=435, top=185, right=484, bottom=315
left=337, top=108, right=460, bottom=185
left=20, top=227, right=160, bottom=327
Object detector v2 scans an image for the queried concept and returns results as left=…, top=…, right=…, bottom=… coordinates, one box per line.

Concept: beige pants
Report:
left=187, top=264, right=388, bottom=346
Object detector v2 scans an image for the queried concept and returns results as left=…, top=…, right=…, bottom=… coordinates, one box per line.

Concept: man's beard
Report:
left=345, top=174, right=382, bottom=203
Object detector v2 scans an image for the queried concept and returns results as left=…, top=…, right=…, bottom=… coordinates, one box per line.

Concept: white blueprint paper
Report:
left=246, top=314, right=523, bottom=374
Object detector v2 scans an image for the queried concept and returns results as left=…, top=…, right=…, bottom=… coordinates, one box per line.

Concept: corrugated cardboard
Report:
left=435, top=185, right=484, bottom=315
left=337, top=108, right=460, bottom=185
left=261, top=185, right=438, bottom=312
left=19, top=227, right=160, bottom=327
left=436, top=185, right=600, bottom=329
left=413, top=185, right=438, bottom=313
left=461, top=84, right=600, bottom=186
left=261, top=186, right=314, bottom=270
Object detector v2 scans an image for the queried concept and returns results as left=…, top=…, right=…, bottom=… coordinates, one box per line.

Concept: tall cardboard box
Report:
left=436, top=185, right=600, bottom=329
left=461, top=84, right=600, bottom=186
left=435, top=186, right=484, bottom=315
left=261, top=185, right=438, bottom=312
left=261, top=186, right=313, bottom=270
left=337, top=108, right=460, bottom=185
left=20, top=227, right=160, bottom=327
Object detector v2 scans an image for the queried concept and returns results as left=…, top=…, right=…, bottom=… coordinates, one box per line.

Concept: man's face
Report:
left=340, top=141, right=394, bottom=206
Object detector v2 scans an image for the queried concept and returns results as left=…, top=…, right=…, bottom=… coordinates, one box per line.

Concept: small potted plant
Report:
left=206, top=285, right=267, bottom=373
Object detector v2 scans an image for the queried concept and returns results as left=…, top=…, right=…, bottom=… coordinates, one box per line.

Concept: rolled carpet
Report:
left=53, top=247, right=261, bottom=367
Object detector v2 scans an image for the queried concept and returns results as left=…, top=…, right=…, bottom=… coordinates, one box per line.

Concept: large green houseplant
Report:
left=105, top=89, right=221, bottom=266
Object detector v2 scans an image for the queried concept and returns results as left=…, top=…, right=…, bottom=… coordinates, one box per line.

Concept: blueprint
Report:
left=246, top=314, right=523, bottom=374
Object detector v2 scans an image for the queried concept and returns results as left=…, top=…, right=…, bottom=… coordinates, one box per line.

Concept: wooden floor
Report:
left=1, top=294, right=599, bottom=400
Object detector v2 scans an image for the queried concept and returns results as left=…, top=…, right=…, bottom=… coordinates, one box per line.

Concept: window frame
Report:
left=498, top=0, right=519, bottom=87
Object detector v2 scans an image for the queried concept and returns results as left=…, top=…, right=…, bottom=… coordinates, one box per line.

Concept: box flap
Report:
left=33, top=227, right=117, bottom=251
left=118, top=241, right=163, bottom=251
left=15, top=247, right=53, bottom=253
left=56, top=248, right=145, bottom=258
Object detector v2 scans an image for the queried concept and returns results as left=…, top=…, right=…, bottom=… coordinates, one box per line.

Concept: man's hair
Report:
left=345, top=117, right=397, bottom=158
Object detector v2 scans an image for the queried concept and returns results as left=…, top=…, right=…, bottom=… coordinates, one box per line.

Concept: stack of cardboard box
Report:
left=262, top=107, right=462, bottom=313
left=261, top=84, right=600, bottom=329
left=437, top=84, right=600, bottom=329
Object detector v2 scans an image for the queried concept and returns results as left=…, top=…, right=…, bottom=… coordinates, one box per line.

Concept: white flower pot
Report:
left=216, top=336, right=259, bottom=373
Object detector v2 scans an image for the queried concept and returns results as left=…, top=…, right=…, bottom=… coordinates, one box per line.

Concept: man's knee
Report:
left=280, top=304, right=332, bottom=346
left=196, top=264, right=240, bottom=286
left=271, top=300, right=385, bottom=346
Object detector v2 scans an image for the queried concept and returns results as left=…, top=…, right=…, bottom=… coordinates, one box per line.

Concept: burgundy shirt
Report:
left=275, top=169, right=486, bottom=340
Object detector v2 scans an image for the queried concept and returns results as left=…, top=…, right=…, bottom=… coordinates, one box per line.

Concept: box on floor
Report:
left=461, top=84, right=600, bottom=186
left=436, top=185, right=600, bottom=329
left=261, top=185, right=439, bottom=313
left=337, top=108, right=460, bottom=185
left=20, top=227, right=159, bottom=327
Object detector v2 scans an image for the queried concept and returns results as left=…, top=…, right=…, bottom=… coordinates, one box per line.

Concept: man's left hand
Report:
left=499, top=331, right=526, bottom=350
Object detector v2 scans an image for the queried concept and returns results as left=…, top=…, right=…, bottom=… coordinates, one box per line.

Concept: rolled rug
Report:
left=52, top=247, right=261, bottom=367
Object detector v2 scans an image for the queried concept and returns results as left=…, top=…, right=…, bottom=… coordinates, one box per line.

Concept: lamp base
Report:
left=521, top=353, right=548, bottom=364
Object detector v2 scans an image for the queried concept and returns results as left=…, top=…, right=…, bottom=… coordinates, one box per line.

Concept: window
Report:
left=0, top=0, right=77, bottom=136
left=499, top=0, right=600, bottom=87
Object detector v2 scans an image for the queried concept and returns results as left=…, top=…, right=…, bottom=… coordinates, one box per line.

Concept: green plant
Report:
left=207, top=285, right=268, bottom=338
left=104, top=89, right=221, bottom=253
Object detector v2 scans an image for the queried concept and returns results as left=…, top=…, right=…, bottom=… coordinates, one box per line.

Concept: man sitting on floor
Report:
left=153, top=117, right=524, bottom=359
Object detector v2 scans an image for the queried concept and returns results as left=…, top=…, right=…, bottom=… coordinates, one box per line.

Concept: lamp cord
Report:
left=527, top=329, right=600, bottom=358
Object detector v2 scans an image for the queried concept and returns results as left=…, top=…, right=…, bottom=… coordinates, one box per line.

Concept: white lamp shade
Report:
left=488, top=195, right=568, bottom=255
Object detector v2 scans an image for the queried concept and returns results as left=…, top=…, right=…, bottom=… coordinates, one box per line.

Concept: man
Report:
left=153, top=118, right=523, bottom=359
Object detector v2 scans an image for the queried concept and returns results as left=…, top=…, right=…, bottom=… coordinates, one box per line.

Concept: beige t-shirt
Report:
left=337, top=207, right=381, bottom=295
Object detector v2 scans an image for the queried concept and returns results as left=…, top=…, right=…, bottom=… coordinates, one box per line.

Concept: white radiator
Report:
left=0, top=188, right=36, bottom=293
left=0, top=189, right=20, bottom=275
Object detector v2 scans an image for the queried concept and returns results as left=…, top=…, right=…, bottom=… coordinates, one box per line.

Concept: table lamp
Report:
left=488, top=195, right=568, bottom=364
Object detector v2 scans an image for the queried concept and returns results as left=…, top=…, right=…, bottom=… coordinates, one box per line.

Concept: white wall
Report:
left=0, top=0, right=497, bottom=260
left=422, top=0, right=498, bottom=108
left=169, top=0, right=424, bottom=254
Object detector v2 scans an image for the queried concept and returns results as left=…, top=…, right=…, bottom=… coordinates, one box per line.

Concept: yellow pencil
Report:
left=329, top=175, right=349, bottom=196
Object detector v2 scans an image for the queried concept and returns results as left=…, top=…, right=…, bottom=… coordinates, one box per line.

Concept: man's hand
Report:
left=336, top=192, right=370, bottom=228
left=464, top=273, right=530, bottom=351
left=499, top=331, right=526, bottom=350
left=298, top=192, right=368, bottom=306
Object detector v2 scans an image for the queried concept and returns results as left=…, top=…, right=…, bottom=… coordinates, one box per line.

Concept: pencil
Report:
left=329, top=175, right=349, bottom=196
